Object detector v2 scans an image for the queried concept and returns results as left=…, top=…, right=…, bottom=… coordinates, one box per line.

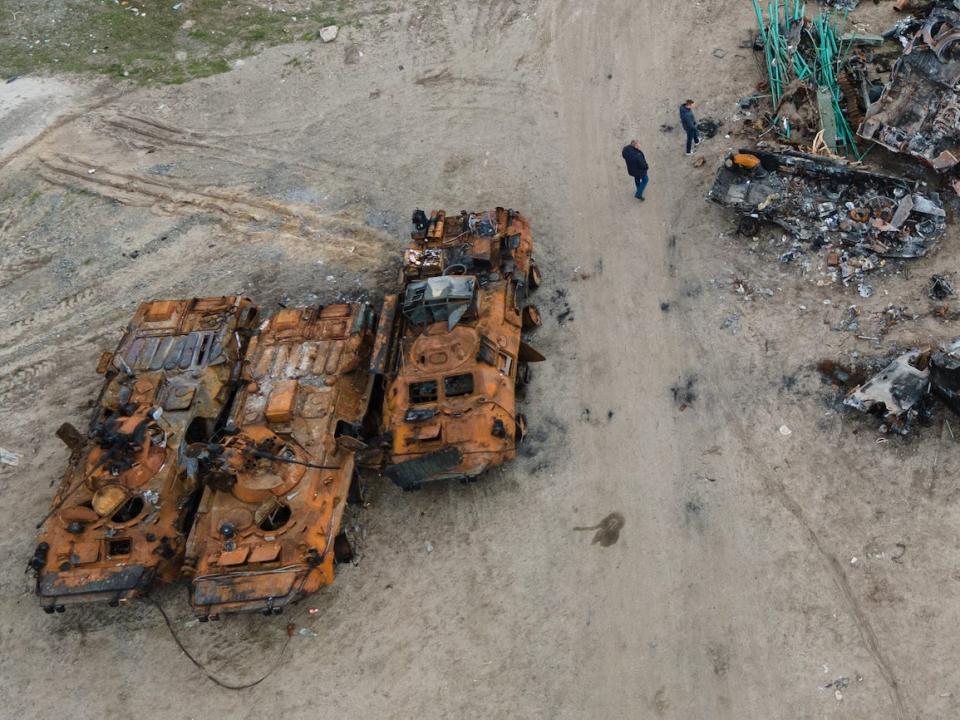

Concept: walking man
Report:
left=621, top=139, right=649, bottom=201
left=680, top=99, right=701, bottom=156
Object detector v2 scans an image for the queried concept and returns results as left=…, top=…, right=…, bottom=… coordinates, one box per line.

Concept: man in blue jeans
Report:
left=680, top=99, right=701, bottom=156
left=621, top=139, right=649, bottom=201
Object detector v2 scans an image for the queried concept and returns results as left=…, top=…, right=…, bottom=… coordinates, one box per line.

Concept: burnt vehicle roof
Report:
left=404, top=207, right=534, bottom=283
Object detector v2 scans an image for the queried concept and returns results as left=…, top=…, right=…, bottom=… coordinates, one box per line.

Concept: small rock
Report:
left=779, top=425, right=792, bottom=436
left=175, top=50, right=187, bottom=61
left=319, top=25, right=339, bottom=43
left=181, top=19, right=194, bottom=30
left=424, top=541, right=433, bottom=553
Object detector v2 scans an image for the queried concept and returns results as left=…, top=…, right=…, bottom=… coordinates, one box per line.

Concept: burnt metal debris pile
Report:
left=822, top=340, right=960, bottom=434
left=713, top=1, right=960, bottom=280
left=860, top=1, right=960, bottom=178
left=707, top=148, right=946, bottom=283
left=29, top=208, right=544, bottom=619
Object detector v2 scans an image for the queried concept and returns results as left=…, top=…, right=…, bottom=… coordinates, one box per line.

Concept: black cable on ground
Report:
left=149, top=596, right=292, bottom=690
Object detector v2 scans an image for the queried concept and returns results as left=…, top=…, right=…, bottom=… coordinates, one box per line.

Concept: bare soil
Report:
left=1, top=2, right=959, bottom=719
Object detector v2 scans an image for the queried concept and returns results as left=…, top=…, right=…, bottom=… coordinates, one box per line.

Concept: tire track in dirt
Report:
left=0, top=93, right=126, bottom=173
left=98, top=112, right=367, bottom=182
left=0, top=252, right=54, bottom=289
left=760, top=471, right=908, bottom=720
left=696, top=331, right=910, bottom=718
left=0, top=287, right=98, bottom=348
left=37, top=154, right=390, bottom=263
left=0, top=357, right=58, bottom=407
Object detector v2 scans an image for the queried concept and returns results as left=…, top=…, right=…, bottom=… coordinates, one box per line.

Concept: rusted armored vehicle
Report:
left=373, top=208, right=545, bottom=489
left=29, top=297, right=258, bottom=612
left=183, top=303, right=378, bottom=618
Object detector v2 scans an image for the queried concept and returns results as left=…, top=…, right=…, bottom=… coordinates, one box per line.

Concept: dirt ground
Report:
left=2, top=1, right=959, bottom=718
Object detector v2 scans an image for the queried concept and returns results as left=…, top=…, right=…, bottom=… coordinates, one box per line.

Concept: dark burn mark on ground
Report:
left=816, top=359, right=868, bottom=389
left=547, top=288, right=574, bottom=326
left=573, top=512, right=625, bottom=547
left=579, top=407, right=615, bottom=426
left=671, top=375, right=697, bottom=410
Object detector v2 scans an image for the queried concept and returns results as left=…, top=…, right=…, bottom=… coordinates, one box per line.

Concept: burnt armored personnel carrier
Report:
left=30, top=297, right=258, bottom=612
left=373, top=208, right=545, bottom=489
left=183, top=303, right=378, bottom=618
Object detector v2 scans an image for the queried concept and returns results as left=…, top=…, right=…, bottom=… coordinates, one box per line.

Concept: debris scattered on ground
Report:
left=929, top=273, right=955, bottom=299
left=843, top=348, right=932, bottom=433
left=779, top=424, right=792, bottom=436
left=0, top=447, right=21, bottom=466
left=707, top=149, right=946, bottom=284
left=832, top=338, right=960, bottom=434
left=826, top=676, right=851, bottom=690
left=697, top=118, right=721, bottom=138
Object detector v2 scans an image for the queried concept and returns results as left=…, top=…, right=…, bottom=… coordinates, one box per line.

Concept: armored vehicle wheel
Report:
left=515, top=414, right=528, bottom=443
left=334, top=532, right=354, bottom=563
left=347, top=470, right=367, bottom=505
left=522, top=305, right=542, bottom=330
left=516, top=362, right=532, bottom=387
left=528, top=263, right=542, bottom=290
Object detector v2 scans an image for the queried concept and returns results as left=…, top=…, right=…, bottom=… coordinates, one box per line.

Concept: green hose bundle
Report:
left=751, top=0, right=862, bottom=158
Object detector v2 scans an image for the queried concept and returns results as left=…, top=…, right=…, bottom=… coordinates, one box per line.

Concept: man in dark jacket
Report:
left=680, top=99, right=701, bottom=156
left=621, top=140, right=649, bottom=201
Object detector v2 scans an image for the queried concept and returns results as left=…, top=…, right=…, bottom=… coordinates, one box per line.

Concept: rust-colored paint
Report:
left=32, top=297, right=258, bottom=611
left=183, top=303, right=377, bottom=617
left=381, top=208, right=544, bottom=488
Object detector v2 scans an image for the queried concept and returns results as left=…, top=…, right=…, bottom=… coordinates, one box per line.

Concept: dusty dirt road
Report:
left=1, top=1, right=959, bottom=718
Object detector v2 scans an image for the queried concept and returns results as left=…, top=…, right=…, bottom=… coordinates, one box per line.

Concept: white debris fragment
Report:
left=0, top=447, right=21, bottom=466
left=779, top=425, right=792, bottom=436
left=319, top=25, right=339, bottom=43
left=424, top=541, right=433, bottom=553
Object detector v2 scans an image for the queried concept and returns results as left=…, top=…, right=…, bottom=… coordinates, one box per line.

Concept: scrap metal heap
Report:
left=859, top=1, right=960, bottom=174
left=182, top=303, right=377, bottom=618
left=841, top=339, right=960, bottom=434
left=30, top=297, right=258, bottom=612
left=707, top=149, right=946, bottom=278
left=374, top=208, right=545, bottom=490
